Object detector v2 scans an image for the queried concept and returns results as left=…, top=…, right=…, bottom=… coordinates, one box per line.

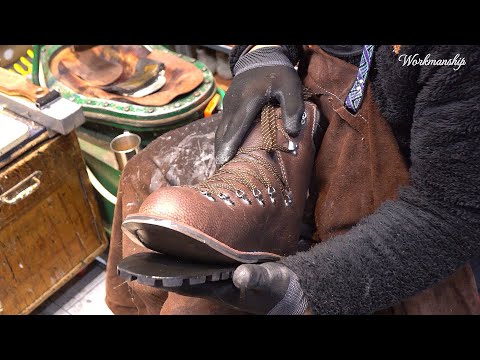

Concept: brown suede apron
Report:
left=301, top=45, right=480, bottom=314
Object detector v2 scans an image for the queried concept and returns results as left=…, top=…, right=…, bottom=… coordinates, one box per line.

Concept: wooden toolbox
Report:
left=0, top=126, right=108, bottom=315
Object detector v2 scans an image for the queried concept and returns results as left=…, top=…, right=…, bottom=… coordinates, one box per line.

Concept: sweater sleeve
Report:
left=280, top=45, right=480, bottom=314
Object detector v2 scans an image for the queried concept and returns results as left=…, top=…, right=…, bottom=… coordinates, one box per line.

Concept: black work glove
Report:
left=163, top=262, right=309, bottom=315
left=215, top=46, right=304, bottom=166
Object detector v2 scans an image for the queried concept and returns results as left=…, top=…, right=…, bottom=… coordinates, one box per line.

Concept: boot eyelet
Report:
left=235, top=189, right=252, bottom=205
left=301, top=112, right=307, bottom=125
left=218, top=193, right=235, bottom=206
left=200, top=191, right=216, bottom=202
left=267, top=186, right=276, bottom=204
left=252, top=189, right=265, bottom=207
left=282, top=190, right=293, bottom=207
left=288, top=140, right=298, bottom=155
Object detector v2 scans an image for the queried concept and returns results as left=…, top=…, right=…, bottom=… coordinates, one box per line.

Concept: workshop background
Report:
left=1, top=45, right=479, bottom=315
left=0, top=45, right=232, bottom=315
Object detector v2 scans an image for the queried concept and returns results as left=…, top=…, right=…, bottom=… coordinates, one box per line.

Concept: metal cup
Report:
left=110, top=131, right=141, bottom=171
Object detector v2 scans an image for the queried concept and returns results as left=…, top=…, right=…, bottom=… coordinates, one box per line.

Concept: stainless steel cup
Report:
left=110, top=131, right=141, bottom=171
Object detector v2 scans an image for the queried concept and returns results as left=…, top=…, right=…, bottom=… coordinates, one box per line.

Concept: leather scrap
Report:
left=50, top=45, right=204, bottom=106
left=60, top=46, right=123, bottom=87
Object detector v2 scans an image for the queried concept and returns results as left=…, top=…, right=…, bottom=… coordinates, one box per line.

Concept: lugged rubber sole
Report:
left=117, top=252, right=236, bottom=288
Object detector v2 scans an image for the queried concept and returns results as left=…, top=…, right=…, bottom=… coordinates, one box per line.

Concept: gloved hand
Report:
left=215, top=46, right=304, bottom=166
left=162, top=262, right=309, bottom=315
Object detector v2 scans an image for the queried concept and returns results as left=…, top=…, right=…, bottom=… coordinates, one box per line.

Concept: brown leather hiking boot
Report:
left=122, top=101, right=320, bottom=264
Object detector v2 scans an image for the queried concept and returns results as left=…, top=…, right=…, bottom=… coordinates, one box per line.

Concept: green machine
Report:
left=32, top=45, right=217, bottom=235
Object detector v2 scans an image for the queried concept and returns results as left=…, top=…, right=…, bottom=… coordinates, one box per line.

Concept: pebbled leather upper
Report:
left=137, top=101, right=320, bottom=255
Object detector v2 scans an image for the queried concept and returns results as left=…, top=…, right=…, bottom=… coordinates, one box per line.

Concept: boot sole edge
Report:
left=122, top=214, right=281, bottom=264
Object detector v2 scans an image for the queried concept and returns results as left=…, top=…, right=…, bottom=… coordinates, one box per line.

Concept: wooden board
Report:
left=0, top=132, right=108, bottom=314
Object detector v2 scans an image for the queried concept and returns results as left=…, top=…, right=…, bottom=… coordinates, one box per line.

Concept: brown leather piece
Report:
left=50, top=45, right=204, bottom=106
left=160, top=293, right=248, bottom=315
left=61, top=47, right=123, bottom=87
left=133, top=102, right=320, bottom=258
left=142, top=50, right=204, bottom=106
left=72, top=45, right=96, bottom=52
left=301, top=45, right=480, bottom=314
left=376, top=265, right=480, bottom=315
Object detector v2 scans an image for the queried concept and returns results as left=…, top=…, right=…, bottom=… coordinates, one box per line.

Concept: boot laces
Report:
left=190, top=89, right=312, bottom=207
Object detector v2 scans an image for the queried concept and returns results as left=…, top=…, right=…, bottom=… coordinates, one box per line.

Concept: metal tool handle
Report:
left=0, top=170, right=42, bottom=205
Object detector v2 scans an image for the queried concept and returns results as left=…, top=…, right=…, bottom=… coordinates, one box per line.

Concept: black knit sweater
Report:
left=231, top=45, right=480, bottom=314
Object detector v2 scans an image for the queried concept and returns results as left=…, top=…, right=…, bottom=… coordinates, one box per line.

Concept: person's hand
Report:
left=162, top=262, right=309, bottom=315
left=215, top=46, right=304, bottom=166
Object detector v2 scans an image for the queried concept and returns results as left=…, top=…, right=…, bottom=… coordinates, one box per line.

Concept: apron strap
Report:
left=344, top=45, right=376, bottom=114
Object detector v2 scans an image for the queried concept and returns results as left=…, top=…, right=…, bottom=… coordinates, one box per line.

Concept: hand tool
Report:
left=0, top=67, right=84, bottom=135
